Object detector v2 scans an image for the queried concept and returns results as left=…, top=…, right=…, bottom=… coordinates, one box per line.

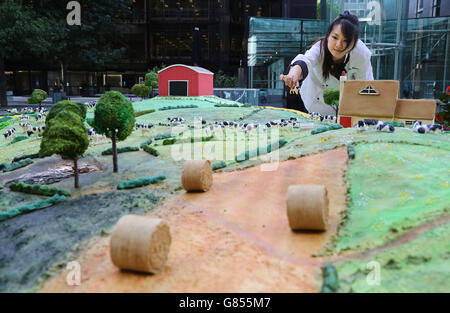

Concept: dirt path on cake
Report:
left=39, top=148, right=349, bottom=293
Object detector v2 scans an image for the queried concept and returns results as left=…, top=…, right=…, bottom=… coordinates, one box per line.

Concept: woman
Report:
left=280, top=11, right=373, bottom=115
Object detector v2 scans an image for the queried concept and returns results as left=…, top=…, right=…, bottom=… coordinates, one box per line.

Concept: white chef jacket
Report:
left=290, top=39, right=374, bottom=115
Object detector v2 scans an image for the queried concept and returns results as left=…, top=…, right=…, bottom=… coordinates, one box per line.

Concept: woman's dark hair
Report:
left=320, top=11, right=360, bottom=80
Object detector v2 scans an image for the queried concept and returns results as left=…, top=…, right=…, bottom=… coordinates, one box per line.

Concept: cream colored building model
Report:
left=337, top=76, right=436, bottom=128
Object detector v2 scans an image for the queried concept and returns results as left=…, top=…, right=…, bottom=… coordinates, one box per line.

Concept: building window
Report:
left=432, top=0, right=441, bottom=17
left=359, top=85, right=379, bottom=95
left=416, top=0, right=424, bottom=18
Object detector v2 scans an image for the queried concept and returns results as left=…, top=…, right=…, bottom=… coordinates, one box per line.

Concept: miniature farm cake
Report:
left=0, top=88, right=448, bottom=293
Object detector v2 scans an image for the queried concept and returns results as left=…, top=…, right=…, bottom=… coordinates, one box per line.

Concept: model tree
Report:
left=145, top=70, right=158, bottom=95
left=131, top=84, right=151, bottom=99
left=39, top=110, right=89, bottom=188
left=28, top=89, right=48, bottom=111
left=93, top=91, right=135, bottom=173
left=323, top=88, right=340, bottom=117
left=45, top=100, right=86, bottom=126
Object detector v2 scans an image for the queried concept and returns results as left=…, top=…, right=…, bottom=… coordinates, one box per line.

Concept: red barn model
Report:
left=158, top=64, right=214, bottom=96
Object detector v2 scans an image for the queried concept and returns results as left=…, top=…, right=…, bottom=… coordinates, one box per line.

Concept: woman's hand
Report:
left=280, top=65, right=303, bottom=88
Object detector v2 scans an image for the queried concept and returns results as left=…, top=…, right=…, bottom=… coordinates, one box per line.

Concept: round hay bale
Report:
left=286, top=185, right=329, bottom=231
left=181, top=160, right=213, bottom=192
left=110, top=215, right=171, bottom=274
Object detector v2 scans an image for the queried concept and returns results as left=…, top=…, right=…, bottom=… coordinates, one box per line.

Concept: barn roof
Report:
left=158, top=64, right=214, bottom=75
left=395, top=99, right=436, bottom=120
left=339, top=80, right=399, bottom=118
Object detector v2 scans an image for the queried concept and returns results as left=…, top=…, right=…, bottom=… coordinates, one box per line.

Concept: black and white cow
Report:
left=3, top=128, right=16, bottom=140
left=376, top=121, right=395, bottom=132
left=168, top=117, right=185, bottom=125
left=136, top=123, right=155, bottom=135
left=35, top=113, right=44, bottom=122
left=324, top=115, right=336, bottom=123
left=19, top=122, right=32, bottom=133
left=354, top=119, right=380, bottom=130
left=87, top=127, right=106, bottom=143
left=27, top=126, right=45, bottom=137
left=413, top=120, right=443, bottom=134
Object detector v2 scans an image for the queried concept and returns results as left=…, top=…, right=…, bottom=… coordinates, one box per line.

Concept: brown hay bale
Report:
left=181, top=160, right=213, bottom=192
left=286, top=185, right=329, bottom=231
left=110, top=215, right=171, bottom=274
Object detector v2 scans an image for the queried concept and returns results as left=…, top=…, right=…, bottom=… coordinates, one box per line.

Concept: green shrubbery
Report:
left=140, top=138, right=152, bottom=148
left=320, top=262, right=339, bottom=293
left=0, top=158, right=33, bottom=173
left=12, top=153, right=40, bottom=163
left=0, top=194, right=66, bottom=222
left=135, top=109, right=155, bottom=117
left=190, top=135, right=214, bottom=143
left=347, top=144, right=355, bottom=159
left=212, top=161, right=227, bottom=170
left=311, top=124, right=343, bottom=135
left=117, top=174, right=166, bottom=189
left=10, top=135, right=28, bottom=144
left=9, top=181, right=71, bottom=196
left=162, top=138, right=177, bottom=145
left=131, top=84, right=151, bottom=99
left=101, top=146, right=139, bottom=155
left=235, top=139, right=288, bottom=162
left=214, top=104, right=240, bottom=108
left=142, top=144, right=159, bottom=156
left=159, top=105, right=198, bottom=111
left=154, top=132, right=172, bottom=140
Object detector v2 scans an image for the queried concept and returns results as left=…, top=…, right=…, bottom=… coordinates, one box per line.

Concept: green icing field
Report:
left=336, top=222, right=450, bottom=292
left=334, top=143, right=450, bottom=252
left=1, top=95, right=450, bottom=292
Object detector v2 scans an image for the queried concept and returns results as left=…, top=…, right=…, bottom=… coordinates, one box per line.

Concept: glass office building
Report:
left=248, top=0, right=450, bottom=101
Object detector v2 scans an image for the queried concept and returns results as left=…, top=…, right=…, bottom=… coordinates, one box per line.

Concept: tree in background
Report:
left=214, top=70, right=238, bottom=88
left=26, top=0, right=133, bottom=94
left=28, top=89, right=48, bottom=111
left=323, top=88, right=340, bottom=116
left=0, top=0, right=51, bottom=107
left=40, top=110, right=89, bottom=188
left=93, top=91, right=135, bottom=173
left=131, top=84, right=151, bottom=99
